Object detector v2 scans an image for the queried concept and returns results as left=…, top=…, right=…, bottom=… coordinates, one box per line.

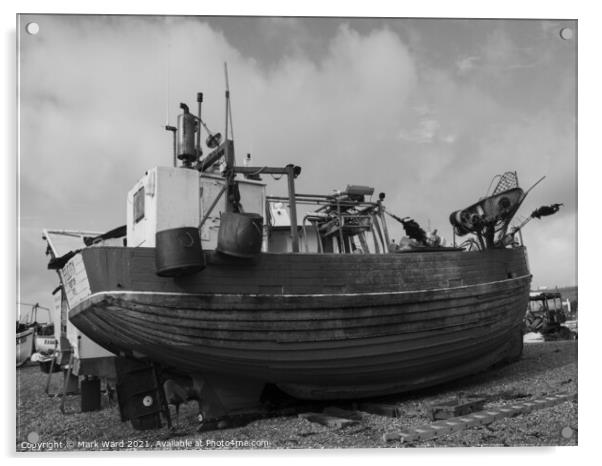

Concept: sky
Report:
left=17, top=15, right=577, bottom=315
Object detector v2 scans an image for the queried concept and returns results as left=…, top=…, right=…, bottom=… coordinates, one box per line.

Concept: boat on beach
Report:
left=16, top=323, right=35, bottom=367
left=43, top=90, right=559, bottom=428
left=16, top=303, right=57, bottom=368
left=68, top=246, right=529, bottom=401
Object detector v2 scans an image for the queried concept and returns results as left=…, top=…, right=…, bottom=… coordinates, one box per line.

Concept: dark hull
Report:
left=68, top=247, right=530, bottom=399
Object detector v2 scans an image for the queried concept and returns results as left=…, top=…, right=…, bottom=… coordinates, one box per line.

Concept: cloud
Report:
left=19, top=17, right=419, bottom=306
left=18, top=16, right=577, bottom=310
left=456, top=55, right=480, bottom=75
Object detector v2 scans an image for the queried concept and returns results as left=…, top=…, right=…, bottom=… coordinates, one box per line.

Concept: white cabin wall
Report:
left=199, top=176, right=227, bottom=250
left=155, top=167, right=200, bottom=233
left=268, top=227, right=319, bottom=253
left=237, top=180, right=267, bottom=250
left=52, top=285, right=114, bottom=361
left=126, top=175, right=152, bottom=247
left=52, top=289, right=63, bottom=337
left=199, top=176, right=267, bottom=250
left=127, top=167, right=267, bottom=251
left=127, top=167, right=200, bottom=248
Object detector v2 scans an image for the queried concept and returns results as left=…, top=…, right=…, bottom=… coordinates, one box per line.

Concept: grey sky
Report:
left=18, top=15, right=577, bottom=313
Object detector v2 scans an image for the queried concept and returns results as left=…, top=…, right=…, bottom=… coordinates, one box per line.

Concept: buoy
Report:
left=155, top=227, right=205, bottom=277
left=217, top=212, right=263, bottom=258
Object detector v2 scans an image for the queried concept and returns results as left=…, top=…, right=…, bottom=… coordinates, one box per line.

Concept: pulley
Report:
left=206, top=132, right=222, bottom=149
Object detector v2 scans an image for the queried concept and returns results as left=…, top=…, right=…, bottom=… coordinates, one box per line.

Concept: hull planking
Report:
left=67, top=246, right=530, bottom=399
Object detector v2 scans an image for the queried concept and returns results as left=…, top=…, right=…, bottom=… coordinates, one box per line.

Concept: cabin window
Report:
left=547, top=298, right=562, bottom=311
left=133, top=187, right=145, bottom=223
left=529, top=300, right=544, bottom=313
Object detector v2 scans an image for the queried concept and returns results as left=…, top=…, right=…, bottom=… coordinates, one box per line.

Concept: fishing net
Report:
left=492, top=171, right=519, bottom=195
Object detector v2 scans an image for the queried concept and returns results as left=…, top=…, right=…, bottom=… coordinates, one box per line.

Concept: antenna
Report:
left=224, top=63, right=235, bottom=141
left=523, top=175, right=546, bottom=198
left=165, top=32, right=171, bottom=127
left=224, top=62, right=235, bottom=166
left=163, top=27, right=177, bottom=166
left=224, top=63, right=229, bottom=139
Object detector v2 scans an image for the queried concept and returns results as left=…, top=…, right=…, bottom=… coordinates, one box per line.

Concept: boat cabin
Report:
left=125, top=164, right=396, bottom=257
left=127, top=167, right=266, bottom=251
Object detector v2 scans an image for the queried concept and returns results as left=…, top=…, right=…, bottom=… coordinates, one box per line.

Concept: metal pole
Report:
left=196, top=93, right=203, bottom=160
left=173, top=130, right=177, bottom=167
left=199, top=185, right=227, bottom=228
left=370, top=223, right=381, bottom=254
left=336, top=198, right=345, bottom=253
left=379, top=203, right=390, bottom=247
left=372, top=214, right=385, bottom=253
left=164, top=125, right=177, bottom=167
left=287, top=165, right=300, bottom=253
left=224, top=63, right=231, bottom=169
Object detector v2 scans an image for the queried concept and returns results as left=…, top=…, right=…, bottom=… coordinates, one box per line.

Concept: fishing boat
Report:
left=17, top=303, right=57, bottom=368
left=33, top=307, right=58, bottom=356
left=43, top=91, right=560, bottom=428
left=16, top=323, right=35, bottom=367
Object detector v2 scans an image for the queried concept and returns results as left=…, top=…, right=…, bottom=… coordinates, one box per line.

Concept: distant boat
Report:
left=34, top=324, right=57, bottom=354
left=16, top=303, right=57, bottom=368
left=16, top=322, right=34, bottom=367
left=523, top=332, right=545, bottom=343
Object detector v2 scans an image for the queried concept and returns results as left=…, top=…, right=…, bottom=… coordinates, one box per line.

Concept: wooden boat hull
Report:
left=35, top=335, right=58, bottom=354
left=66, top=246, right=530, bottom=399
left=16, top=327, right=34, bottom=367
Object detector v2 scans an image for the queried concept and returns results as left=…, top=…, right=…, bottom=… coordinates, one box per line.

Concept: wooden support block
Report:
left=383, top=391, right=579, bottom=445
left=358, top=402, right=402, bottom=418
left=429, top=423, right=454, bottom=435
left=323, top=406, right=363, bottom=421
left=558, top=393, right=577, bottom=402
left=484, top=410, right=504, bottom=421
left=441, top=420, right=466, bottom=433
left=383, top=432, right=402, bottom=442
left=412, top=427, right=436, bottom=441
left=510, top=404, right=528, bottom=415
left=522, top=402, right=536, bottom=413
left=425, top=396, right=487, bottom=421
left=456, top=416, right=480, bottom=427
left=399, top=432, right=417, bottom=443
left=298, top=412, right=358, bottom=428
left=469, top=413, right=492, bottom=425
left=498, top=407, right=520, bottom=417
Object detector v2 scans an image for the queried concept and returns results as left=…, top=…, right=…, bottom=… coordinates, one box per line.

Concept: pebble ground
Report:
left=16, top=340, right=577, bottom=451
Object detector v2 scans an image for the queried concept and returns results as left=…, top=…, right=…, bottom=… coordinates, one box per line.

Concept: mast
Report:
left=223, top=63, right=236, bottom=213
left=286, top=164, right=300, bottom=253
left=196, top=92, right=203, bottom=160
left=172, top=87, right=303, bottom=252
